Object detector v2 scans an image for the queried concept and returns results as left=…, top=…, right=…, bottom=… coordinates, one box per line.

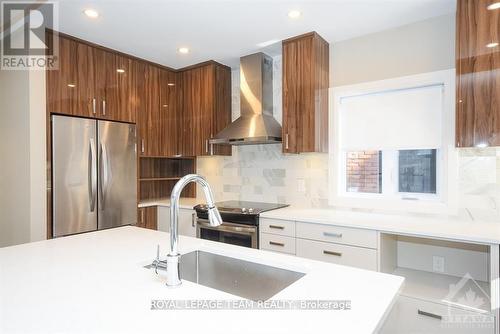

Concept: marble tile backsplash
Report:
left=197, top=55, right=500, bottom=222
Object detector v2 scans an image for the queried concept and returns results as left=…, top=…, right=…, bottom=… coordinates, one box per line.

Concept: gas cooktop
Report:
left=194, top=201, right=289, bottom=215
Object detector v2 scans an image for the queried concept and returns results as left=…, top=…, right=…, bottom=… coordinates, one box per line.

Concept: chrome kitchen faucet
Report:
left=156, top=174, right=222, bottom=286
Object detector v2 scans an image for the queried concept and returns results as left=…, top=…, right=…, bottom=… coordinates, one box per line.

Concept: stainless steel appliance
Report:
left=210, top=53, right=282, bottom=146
left=52, top=115, right=137, bottom=237
left=194, top=201, right=289, bottom=248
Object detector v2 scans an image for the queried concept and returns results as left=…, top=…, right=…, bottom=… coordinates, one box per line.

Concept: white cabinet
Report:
left=296, top=222, right=377, bottom=248
left=260, top=218, right=296, bottom=237
left=381, top=296, right=495, bottom=334
left=260, top=233, right=296, bottom=255
left=296, top=238, right=378, bottom=271
left=157, top=206, right=196, bottom=237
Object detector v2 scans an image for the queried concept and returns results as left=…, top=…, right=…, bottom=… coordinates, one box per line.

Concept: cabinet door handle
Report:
left=417, top=309, right=442, bottom=321
left=191, top=213, right=195, bottom=227
left=323, top=250, right=342, bottom=257
left=141, top=209, right=144, bottom=224
left=102, top=100, right=106, bottom=115
left=324, top=232, right=342, bottom=238
left=285, top=133, right=289, bottom=150
left=92, top=98, right=96, bottom=114
left=269, top=241, right=285, bottom=247
left=141, top=139, right=145, bottom=153
left=205, top=139, right=209, bottom=153
left=269, top=225, right=284, bottom=230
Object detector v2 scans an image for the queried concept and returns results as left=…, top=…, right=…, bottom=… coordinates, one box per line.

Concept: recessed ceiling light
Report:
left=116, top=68, right=125, bottom=73
left=83, top=9, right=99, bottom=18
left=486, top=42, right=499, bottom=48
left=167, top=83, right=175, bottom=86
left=67, top=84, right=76, bottom=88
left=178, top=47, right=190, bottom=54
left=288, top=10, right=301, bottom=19
left=487, top=2, right=500, bottom=10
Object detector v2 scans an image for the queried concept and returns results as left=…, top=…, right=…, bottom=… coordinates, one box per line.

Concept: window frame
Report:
left=329, top=70, right=458, bottom=214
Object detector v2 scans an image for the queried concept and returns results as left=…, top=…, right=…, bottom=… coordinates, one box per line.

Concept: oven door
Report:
left=196, top=219, right=258, bottom=249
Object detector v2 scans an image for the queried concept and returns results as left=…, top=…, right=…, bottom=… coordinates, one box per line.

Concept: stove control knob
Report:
left=248, top=208, right=254, bottom=213
left=241, top=208, right=247, bottom=213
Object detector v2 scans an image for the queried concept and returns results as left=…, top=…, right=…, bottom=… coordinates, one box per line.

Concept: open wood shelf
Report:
left=138, top=156, right=196, bottom=201
left=138, top=177, right=181, bottom=181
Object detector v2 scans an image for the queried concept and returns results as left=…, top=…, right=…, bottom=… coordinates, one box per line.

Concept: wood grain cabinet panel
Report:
left=178, top=62, right=232, bottom=157
left=159, top=69, right=179, bottom=157
left=282, top=32, right=329, bottom=153
left=456, top=0, right=500, bottom=147
left=137, top=207, right=157, bottom=230
left=46, top=35, right=81, bottom=116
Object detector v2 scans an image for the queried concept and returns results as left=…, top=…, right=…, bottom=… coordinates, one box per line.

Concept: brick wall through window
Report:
left=346, top=151, right=382, bottom=193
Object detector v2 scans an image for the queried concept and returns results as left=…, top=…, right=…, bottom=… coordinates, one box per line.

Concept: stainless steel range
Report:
left=194, top=201, right=288, bottom=249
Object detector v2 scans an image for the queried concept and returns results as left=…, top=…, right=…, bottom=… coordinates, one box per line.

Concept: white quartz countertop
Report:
left=0, top=226, right=403, bottom=334
left=138, top=197, right=199, bottom=209
left=260, top=206, right=500, bottom=244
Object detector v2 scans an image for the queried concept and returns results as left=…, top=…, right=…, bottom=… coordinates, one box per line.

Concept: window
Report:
left=330, top=70, right=457, bottom=214
left=398, top=149, right=436, bottom=194
left=342, top=149, right=438, bottom=199
left=346, top=151, right=382, bottom=194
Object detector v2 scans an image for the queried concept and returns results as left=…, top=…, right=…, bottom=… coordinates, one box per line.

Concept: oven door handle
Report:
left=197, top=219, right=256, bottom=235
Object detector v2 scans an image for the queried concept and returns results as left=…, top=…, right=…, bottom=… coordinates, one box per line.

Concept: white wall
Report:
left=0, top=68, right=32, bottom=247
left=330, top=14, right=455, bottom=87
left=0, top=61, right=47, bottom=247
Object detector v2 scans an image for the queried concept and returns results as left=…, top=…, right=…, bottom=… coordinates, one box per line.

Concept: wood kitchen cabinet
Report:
left=137, top=206, right=157, bottom=230
left=282, top=32, right=329, bottom=153
left=456, top=0, right=500, bottom=147
left=46, top=34, right=82, bottom=116
left=178, top=62, right=232, bottom=156
left=136, top=63, right=179, bottom=157
left=46, top=31, right=136, bottom=123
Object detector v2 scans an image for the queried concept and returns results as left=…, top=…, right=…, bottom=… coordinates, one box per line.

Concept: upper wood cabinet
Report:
left=46, top=34, right=81, bottom=117
left=282, top=32, right=329, bottom=153
left=46, top=32, right=136, bottom=123
left=178, top=62, right=232, bottom=157
left=456, top=0, right=500, bottom=147
left=136, top=63, right=179, bottom=157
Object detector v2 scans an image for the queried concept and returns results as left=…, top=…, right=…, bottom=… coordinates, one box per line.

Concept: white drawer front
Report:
left=260, top=233, right=296, bottom=255
left=296, top=222, right=377, bottom=249
left=381, top=296, right=495, bottom=334
left=296, top=238, right=377, bottom=271
left=260, top=218, right=295, bottom=237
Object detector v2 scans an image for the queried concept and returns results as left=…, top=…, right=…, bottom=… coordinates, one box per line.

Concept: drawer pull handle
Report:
left=269, top=241, right=285, bottom=247
left=323, top=250, right=342, bottom=257
left=324, top=232, right=342, bottom=238
left=269, top=225, right=285, bottom=230
left=417, top=309, right=442, bottom=321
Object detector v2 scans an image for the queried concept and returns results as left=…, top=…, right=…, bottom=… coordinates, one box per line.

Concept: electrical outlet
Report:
left=297, top=178, right=306, bottom=192
left=432, top=256, right=445, bottom=273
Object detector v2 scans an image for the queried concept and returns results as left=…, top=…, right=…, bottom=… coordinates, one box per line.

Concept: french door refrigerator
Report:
left=52, top=115, right=137, bottom=237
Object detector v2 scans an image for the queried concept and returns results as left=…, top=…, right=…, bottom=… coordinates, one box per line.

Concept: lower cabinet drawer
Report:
left=380, top=296, right=495, bottom=334
left=296, top=238, right=377, bottom=271
left=296, top=222, right=377, bottom=248
left=260, top=233, right=296, bottom=255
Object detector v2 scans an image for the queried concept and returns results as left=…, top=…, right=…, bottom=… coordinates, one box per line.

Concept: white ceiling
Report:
left=56, top=0, right=456, bottom=69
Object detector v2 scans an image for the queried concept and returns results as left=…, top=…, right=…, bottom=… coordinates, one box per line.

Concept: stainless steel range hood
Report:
left=210, top=52, right=282, bottom=145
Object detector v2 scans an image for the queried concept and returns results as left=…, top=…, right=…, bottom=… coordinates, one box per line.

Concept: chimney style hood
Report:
left=210, top=52, right=282, bottom=145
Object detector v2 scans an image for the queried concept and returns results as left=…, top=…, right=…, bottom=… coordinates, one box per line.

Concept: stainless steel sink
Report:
left=146, top=250, right=305, bottom=301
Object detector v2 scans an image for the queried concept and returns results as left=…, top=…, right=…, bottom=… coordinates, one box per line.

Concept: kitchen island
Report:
left=0, top=226, right=403, bottom=334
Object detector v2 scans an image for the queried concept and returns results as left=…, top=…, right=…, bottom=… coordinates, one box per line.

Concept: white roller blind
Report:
left=339, top=84, right=443, bottom=150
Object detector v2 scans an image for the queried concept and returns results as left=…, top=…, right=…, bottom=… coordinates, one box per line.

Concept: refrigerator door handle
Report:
left=88, top=138, right=97, bottom=212
left=99, top=143, right=110, bottom=210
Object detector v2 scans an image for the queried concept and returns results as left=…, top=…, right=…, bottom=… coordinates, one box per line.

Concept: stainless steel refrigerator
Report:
left=52, top=115, right=137, bottom=237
